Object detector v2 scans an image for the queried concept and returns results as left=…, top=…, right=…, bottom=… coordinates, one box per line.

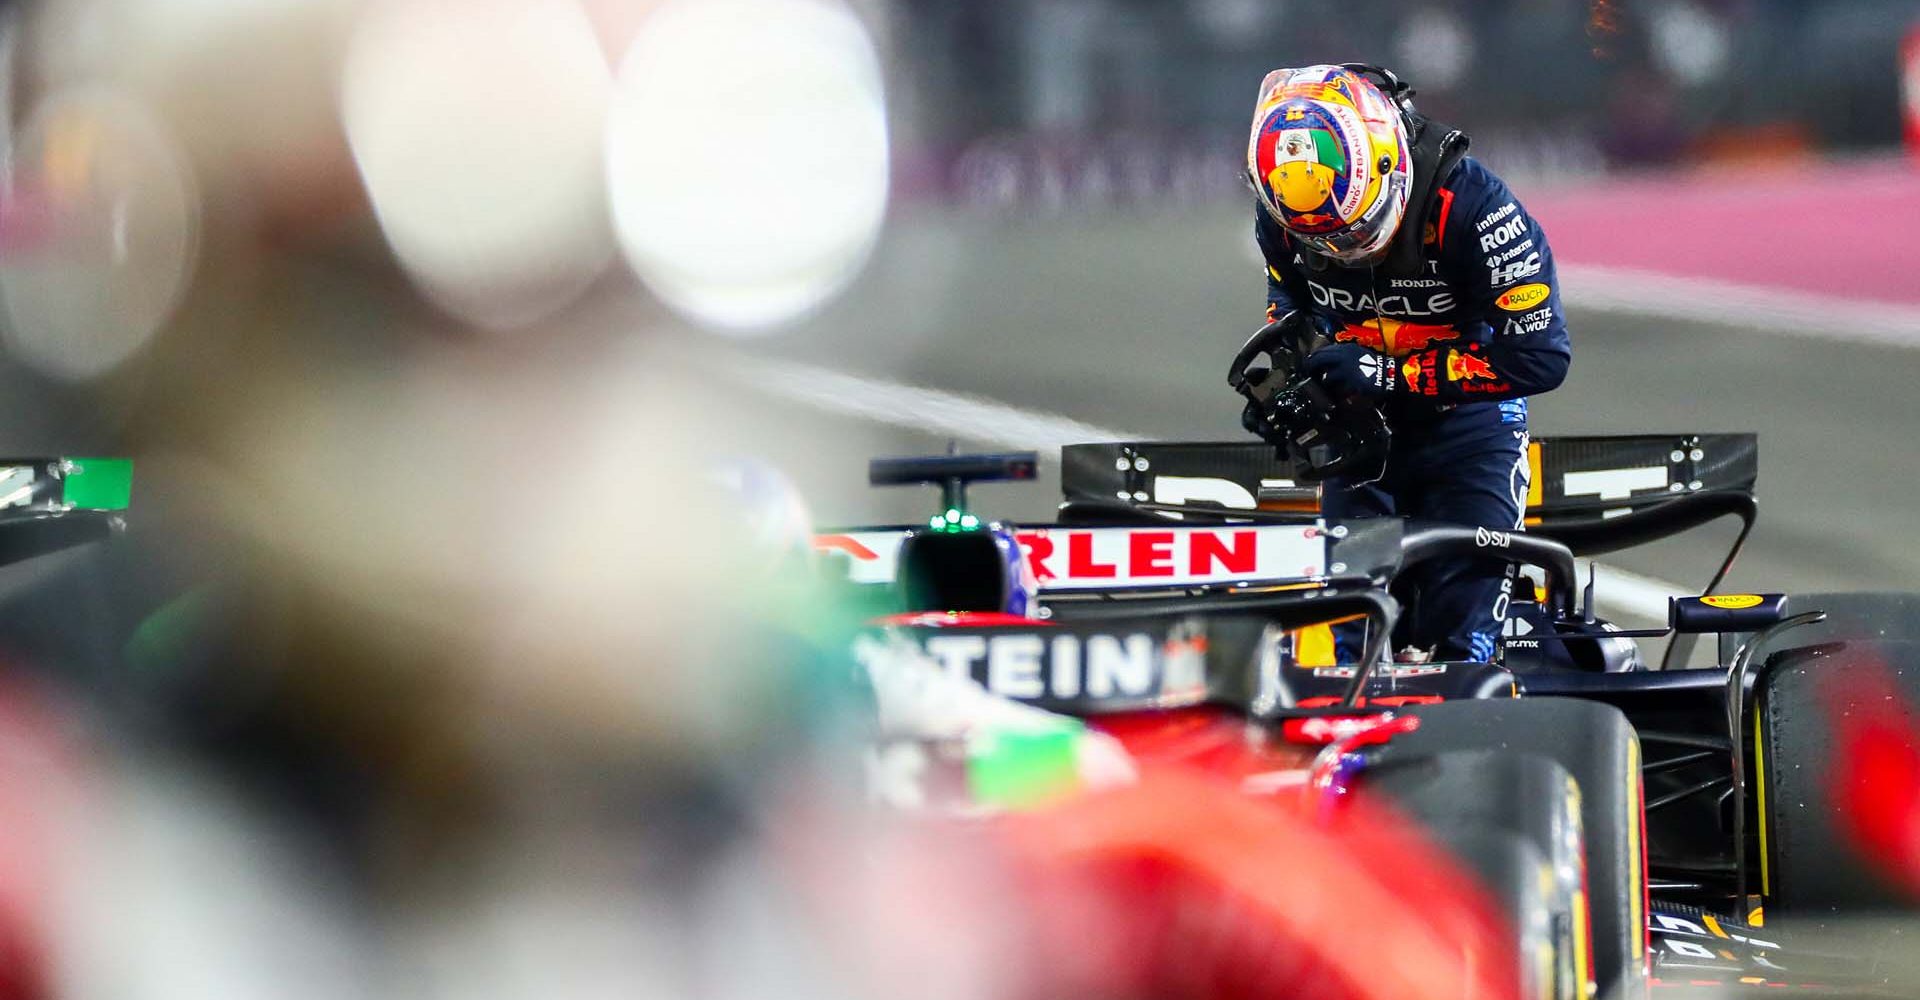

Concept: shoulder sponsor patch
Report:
left=1487, top=239, right=1536, bottom=267
left=1500, top=305, right=1555, bottom=336
left=1474, top=201, right=1517, bottom=232
left=1488, top=251, right=1542, bottom=287
left=1495, top=283, right=1551, bottom=311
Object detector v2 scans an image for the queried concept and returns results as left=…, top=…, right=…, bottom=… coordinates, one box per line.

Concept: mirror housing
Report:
left=1671, top=593, right=1786, bottom=634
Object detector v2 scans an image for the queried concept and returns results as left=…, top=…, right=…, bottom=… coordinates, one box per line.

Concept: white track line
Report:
left=1560, top=265, right=1920, bottom=348
left=733, top=355, right=1148, bottom=450
left=733, top=354, right=1697, bottom=620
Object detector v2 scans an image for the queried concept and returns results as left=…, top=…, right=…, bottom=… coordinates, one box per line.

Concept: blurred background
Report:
left=0, top=0, right=1910, bottom=996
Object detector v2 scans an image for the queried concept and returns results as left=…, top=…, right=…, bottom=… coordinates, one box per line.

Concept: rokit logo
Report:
left=1478, top=217, right=1526, bottom=253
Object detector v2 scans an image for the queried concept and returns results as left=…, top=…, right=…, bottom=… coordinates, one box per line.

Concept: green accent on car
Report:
left=62, top=458, right=132, bottom=510
left=967, top=725, right=1084, bottom=809
left=928, top=507, right=985, bottom=534
left=124, top=585, right=217, bottom=675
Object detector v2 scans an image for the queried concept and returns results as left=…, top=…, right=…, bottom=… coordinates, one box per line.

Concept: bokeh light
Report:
left=1650, top=1, right=1731, bottom=87
left=0, top=88, right=198, bottom=381
left=606, top=0, right=890, bottom=334
left=342, top=0, right=616, bottom=332
left=1394, top=8, right=1474, bottom=92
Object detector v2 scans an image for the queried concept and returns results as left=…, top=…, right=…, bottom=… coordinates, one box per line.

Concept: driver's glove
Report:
left=1302, top=343, right=1398, bottom=401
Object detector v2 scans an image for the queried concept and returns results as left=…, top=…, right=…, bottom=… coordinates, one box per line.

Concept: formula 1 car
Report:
left=818, top=436, right=1920, bottom=1000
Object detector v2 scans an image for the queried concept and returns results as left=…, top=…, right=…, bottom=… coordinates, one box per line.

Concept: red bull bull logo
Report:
left=1335, top=317, right=1458, bottom=356
left=1446, top=349, right=1497, bottom=381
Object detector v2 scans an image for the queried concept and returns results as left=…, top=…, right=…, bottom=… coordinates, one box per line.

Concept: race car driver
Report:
left=1239, top=64, right=1571, bottom=663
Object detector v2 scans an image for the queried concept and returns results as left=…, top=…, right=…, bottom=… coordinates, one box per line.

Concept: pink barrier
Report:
left=1527, top=157, right=1920, bottom=308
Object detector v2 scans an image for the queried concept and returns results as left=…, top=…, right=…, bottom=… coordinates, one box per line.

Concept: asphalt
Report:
left=698, top=202, right=1920, bottom=616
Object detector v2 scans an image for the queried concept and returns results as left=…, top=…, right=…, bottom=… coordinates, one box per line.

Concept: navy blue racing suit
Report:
left=1256, top=155, right=1571, bottom=662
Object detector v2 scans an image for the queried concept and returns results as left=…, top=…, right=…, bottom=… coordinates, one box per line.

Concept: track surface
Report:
left=707, top=203, right=1920, bottom=615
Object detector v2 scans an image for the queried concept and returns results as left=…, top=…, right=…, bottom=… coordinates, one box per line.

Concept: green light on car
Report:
left=62, top=458, right=132, bottom=510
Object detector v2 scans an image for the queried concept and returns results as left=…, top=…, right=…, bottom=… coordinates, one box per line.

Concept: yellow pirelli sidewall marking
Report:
left=1534, top=861, right=1556, bottom=998
left=1564, top=771, right=1592, bottom=994
left=1628, top=735, right=1645, bottom=963
left=1703, top=913, right=1728, bottom=938
left=1754, top=705, right=1771, bottom=897
left=1573, top=888, right=1591, bottom=997
left=1526, top=442, right=1544, bottom=508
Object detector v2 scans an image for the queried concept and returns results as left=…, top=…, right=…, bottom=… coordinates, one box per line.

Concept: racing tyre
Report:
left=1384, top=698, right=1648, bottom=1000
left=1368, top=751, right=1585, bottom=1000
left=1755, top=635, right=1920, bottom=917
left=1771, top=592, right=1920, bottom=649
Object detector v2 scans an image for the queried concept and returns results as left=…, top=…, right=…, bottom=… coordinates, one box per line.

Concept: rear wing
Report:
left=1060, top=435, right=1756, bottom=522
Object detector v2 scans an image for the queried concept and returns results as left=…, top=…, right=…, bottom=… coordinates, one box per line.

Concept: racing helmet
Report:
left=1246, top=64, right=1413, bottom=265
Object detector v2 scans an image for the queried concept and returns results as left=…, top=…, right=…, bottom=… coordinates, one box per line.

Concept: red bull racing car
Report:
left=820, top=436, right=1920, bottom=1000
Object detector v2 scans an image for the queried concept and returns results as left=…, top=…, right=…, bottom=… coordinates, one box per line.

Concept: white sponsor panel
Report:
left=1153, top=474, right=1255, bottom=509
left=923, top=630, right=1207, bottom=702
left=815, top=525, right=1327, bottom=589
left=1026, top=525, right=1326, bottom=589
left=1563, top=466, right=1669, bottom=501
